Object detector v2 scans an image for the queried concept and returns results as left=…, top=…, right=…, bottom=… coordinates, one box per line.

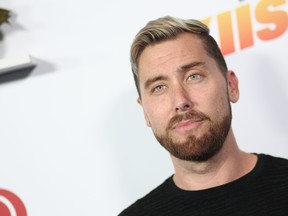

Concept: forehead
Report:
left=138, top=33, right=209, bottom=78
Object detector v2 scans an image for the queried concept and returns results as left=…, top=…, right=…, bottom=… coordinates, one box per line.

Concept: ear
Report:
left=226, top=70, right=240, bottom=103
left=137, top=97, right=151, bottom=127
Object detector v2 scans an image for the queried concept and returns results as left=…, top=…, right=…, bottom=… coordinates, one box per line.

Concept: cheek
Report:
left=198, top=85, right=230, bottom=117
left=143, top=98, right=171, bottom=131
left=212, top=87, right=230, bottom=116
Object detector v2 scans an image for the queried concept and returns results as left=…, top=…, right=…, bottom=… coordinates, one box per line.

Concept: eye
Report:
left=153, top=85, right=167, bottom=93
left=187, top=74, right=202, bottom=81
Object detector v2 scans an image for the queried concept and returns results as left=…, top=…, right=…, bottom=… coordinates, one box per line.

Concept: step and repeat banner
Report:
left=0, top=0, right=287, bottom=215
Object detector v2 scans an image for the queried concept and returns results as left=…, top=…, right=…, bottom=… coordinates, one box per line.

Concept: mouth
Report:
left=172, top=119, right=204, bottom=132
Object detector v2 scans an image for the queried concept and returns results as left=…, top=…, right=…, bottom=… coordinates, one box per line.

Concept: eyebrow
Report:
left=177, top=61, right=205, bottom=73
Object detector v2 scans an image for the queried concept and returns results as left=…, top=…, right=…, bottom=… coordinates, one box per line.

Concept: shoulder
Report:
left=254, top=154, right=288, bottom=209
left=118, top=177, right=172, bottom=216
left=259, top=153, right=288, bottom=168
left=256, top=153, right=288, bottom=182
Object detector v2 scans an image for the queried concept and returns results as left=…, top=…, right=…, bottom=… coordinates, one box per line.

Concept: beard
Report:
left=153, top=105, right=232, bottom=162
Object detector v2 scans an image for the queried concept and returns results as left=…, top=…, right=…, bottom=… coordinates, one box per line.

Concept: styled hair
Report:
left=130, top=16, right=228, bottom=96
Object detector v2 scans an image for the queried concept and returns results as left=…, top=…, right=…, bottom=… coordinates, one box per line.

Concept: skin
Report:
left=137, top=32, right=257, bottom=190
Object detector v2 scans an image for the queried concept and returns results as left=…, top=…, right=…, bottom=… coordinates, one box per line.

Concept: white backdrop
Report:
left=0, top=0, right=287, bottom=215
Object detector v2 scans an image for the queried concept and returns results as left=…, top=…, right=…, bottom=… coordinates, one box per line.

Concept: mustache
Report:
left=166, top=110, right=211, bottom=130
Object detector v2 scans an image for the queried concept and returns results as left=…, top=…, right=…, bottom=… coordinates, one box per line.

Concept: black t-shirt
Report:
left=119, top=154, right=288, bottom=216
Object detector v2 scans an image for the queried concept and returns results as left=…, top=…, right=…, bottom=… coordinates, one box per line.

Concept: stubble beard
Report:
left=153, top=106, right=232, bottom=162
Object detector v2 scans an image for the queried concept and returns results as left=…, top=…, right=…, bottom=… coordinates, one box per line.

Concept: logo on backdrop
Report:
left=0, top=189, right=27, bottom=216
left=202, top=0, right=288, bottom=55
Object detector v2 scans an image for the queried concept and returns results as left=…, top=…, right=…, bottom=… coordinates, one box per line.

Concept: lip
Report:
left=172, top=119, right=203, bottom=132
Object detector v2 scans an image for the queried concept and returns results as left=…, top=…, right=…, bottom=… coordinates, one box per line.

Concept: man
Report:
left=119, top=16, right=288, bottom=215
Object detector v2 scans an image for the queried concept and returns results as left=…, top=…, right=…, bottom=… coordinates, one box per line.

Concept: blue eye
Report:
left=188, top=74, right=201, bottom=81
left=153, top=85, right=167, bottom=93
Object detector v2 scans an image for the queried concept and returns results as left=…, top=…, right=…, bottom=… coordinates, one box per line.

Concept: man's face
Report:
left=137, top=33, right=239, bottom=162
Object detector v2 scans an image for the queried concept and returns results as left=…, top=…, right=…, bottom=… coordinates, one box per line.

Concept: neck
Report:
left=171, top=129, right=257, bottom=191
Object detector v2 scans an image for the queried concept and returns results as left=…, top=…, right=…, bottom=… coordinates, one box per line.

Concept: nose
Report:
left=173, top=85, right=193, bottom=113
